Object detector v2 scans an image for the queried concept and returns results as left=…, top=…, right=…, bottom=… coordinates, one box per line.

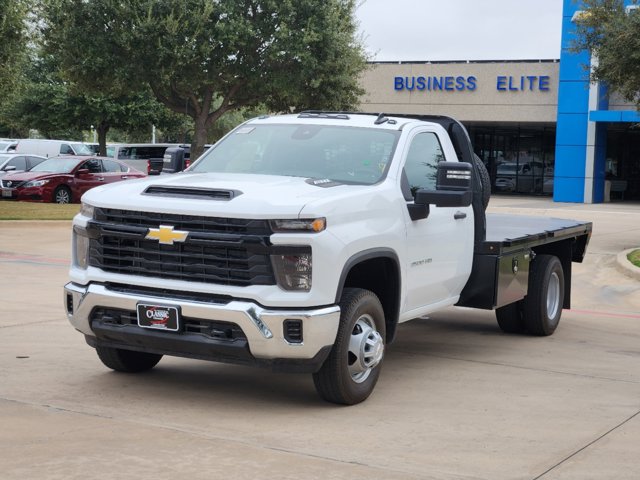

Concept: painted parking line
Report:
left=0, top=252, right=69, bottom=267
left=568, top=308, right=640, bottom=320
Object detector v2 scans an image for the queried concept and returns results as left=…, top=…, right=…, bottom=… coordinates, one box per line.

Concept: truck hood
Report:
left=82, top=172, right=372, bottom=218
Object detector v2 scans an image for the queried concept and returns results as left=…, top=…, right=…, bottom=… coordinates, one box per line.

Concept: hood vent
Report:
left=143, top=185, right=241, bottom=200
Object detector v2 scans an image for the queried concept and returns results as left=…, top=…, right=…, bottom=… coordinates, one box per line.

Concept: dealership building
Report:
left=358, top=0, right=640, bottom=203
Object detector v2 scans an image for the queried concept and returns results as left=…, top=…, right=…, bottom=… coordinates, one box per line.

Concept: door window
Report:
left=60, top=144, right=74, bottom=155
left=80, top=159, right=103, bottom=173
left=5, top=156, right=26, bottom=171
left=102, top=159, right=124, bottom=172
left=404, top=133, right=445, bottom=196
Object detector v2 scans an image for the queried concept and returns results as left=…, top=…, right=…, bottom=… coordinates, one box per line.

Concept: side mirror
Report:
left=4, top=166, right=16, bottom=171
left=76, top=168, right=90, bottom=176
left=414, top=162, right=473, bottom=208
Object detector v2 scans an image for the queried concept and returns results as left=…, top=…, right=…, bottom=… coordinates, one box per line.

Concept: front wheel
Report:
left=313, top=288, right=386, bottom=405
left=96, top=345, right=162, bottom=373
left=54, top=186, right=72, bottom=204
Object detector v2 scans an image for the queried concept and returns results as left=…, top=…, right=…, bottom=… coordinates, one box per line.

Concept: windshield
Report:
left=0, top=142, right=10, bottom=151
left=71, top=143, right=92, bottom=155
left=191, top=124, right=400, bottom=185
left=30, top=157, right=81, bottom=173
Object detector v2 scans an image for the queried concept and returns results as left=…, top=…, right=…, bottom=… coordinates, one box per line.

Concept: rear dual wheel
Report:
left=495, top=254, right=564, bottom=336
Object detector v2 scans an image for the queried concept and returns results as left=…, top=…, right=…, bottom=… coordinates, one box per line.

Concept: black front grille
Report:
left=92, top=307, right=247, bottom=341
left=1, top=179, right=24, bottom=188
left=94, top=208, right=272, bottom=235
left=88, top=208, right=276, bottom=286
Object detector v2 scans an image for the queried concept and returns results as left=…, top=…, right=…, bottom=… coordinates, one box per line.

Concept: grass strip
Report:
left=0, top=201, right=79, bottom=220
left=628, top=249, right=640, bottom=269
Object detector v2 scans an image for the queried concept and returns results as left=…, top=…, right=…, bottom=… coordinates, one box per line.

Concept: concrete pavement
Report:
left=0, top=198, right=639, bottom=480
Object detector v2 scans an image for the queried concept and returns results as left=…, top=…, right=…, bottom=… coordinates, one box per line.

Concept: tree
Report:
left=0, top=0, right=27, bottom=100
left=42, top=0, right=368, bottom=158
left=8, top=53, right=190, bottom=154
left=574, top=0, right=640, bottom=109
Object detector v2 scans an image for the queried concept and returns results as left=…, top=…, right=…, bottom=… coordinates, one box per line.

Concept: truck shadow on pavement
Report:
left=81, top=308, right=520, bottom=408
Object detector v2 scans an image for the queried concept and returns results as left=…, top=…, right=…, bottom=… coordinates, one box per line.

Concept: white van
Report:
left=107, top=143, right=177, bottom=175
left=14, top=139, right=93, bottom=158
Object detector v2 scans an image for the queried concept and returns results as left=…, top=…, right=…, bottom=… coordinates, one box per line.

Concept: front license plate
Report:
left=137, top=304, right=181, bottom=331
left=2, top=188, right=14, bottom=198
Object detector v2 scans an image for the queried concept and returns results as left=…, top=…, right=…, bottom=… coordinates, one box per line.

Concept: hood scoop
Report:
left=143, top=185, right=241, bottom=200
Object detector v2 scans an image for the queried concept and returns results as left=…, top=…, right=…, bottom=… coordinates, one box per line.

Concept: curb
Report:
left=616, top=248, right=640, bottom=281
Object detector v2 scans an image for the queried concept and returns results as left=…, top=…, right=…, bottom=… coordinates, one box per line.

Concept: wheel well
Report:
left=339, top=256, right=401, bottom=344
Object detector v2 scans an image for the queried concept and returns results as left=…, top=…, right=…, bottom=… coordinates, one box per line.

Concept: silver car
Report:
left=0, top=153, right=47, bottom=177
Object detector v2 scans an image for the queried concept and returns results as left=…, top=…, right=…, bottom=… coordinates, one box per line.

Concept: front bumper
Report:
left=64, top=282, right=340, bottom=373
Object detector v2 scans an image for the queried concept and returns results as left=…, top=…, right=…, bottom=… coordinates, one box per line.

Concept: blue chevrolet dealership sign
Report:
left=394, top=75, right=551, bottom=92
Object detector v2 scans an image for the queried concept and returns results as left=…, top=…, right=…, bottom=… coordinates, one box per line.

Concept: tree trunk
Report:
left=97, top=122, right=109, bottom=156
left=191, top=114, right=209, bottom=160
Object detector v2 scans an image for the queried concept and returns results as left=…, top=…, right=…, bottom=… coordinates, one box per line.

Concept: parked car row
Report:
left=0, top=156, right=146, bottom=203
left=0, top=138, right=214, bottom=203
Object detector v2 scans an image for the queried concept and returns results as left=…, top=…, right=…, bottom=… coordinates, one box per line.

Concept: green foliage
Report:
left=0, top=0, right=28, bottom=99
left=574, top=0, right=640, bottom=109
left=629, top=249, right=640, bottom=268
left=42, top=0, right=368, bottom=157
left=6, top=53, right=187, bottom=152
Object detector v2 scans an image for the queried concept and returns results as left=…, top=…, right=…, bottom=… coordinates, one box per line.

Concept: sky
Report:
left=355, top=0, right=564, bottom=62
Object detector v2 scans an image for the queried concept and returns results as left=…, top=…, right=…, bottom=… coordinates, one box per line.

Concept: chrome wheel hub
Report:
left=56, top=190, right=70, bottom=204
left=348, top=314, right=384, bottom=383
left=547, top=271, right=561, bottom=320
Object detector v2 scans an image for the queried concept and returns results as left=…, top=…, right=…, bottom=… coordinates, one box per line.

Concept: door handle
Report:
left=454, top=211, right=467, bottom=220
left=121, top=176, right=129, bottom=179
left=97, top=177, right=105, bottom=181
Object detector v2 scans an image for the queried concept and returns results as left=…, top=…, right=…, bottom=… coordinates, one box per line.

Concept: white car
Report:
left=0, top=153, right=47, bottom=177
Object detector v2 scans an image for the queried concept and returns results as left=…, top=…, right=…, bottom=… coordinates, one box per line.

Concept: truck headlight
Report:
left=271, top=252, right=312, bottom=291
left=270, top=218, right=326, bottom=233
left=80, top=202, right=95, bottom=219
left=74, top=227, right=90, bottom=269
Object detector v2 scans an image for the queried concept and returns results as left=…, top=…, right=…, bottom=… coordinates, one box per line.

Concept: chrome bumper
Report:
left=64, top=282, right=340, bottom=360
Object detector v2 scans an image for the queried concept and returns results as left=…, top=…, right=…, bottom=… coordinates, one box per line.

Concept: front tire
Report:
left=313, top=288, right=386, bottom=405
left=54, top=186, right=72, bottom=204
left=96, top=346, right=162, bottom=373
left=523, top=255, right=565, bottom=336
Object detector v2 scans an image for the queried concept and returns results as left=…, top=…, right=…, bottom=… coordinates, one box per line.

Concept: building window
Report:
left=467, top=124, right=556, bottom=196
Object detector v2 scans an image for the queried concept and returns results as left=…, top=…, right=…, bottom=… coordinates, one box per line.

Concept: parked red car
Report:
left=0, top=156, right=146, bottom=203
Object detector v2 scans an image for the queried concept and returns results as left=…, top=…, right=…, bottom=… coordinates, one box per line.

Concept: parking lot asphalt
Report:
left=1, top=197, right=639, bottom=480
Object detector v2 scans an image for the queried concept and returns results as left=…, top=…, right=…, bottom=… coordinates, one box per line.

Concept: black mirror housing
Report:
left=415, top=162, right=473, bottom=208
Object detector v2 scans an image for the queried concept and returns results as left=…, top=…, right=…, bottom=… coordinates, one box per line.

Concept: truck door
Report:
left=401, top=131, right=474, bottom=311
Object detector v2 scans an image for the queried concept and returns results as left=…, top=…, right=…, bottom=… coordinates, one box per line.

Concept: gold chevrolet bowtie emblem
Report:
left=145, top=225, right=189, bottom=245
